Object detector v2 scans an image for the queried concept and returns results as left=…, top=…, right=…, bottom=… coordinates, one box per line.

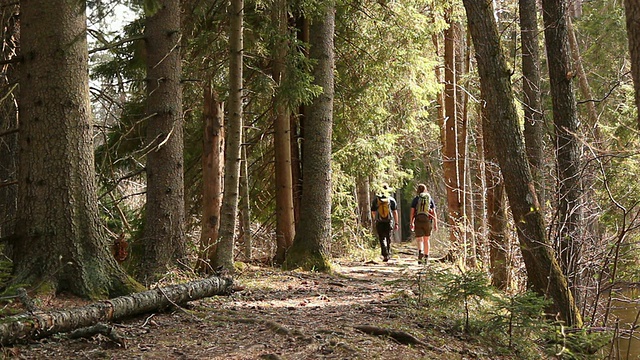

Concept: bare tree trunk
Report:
left=567, top=17, right=599, bottom=135
left=284, top=1, right=335, bottom=271
left=272, top=0, right=295, bottom=264
left=356, top=175, right=372, bottom=229
left=542, top=0, right=583, bottom=297
left=240, top=144, right=252, bottom=261
left=0, top=5, right=18, bottom=239
left=462, top=0, right=582, bottom=327
left=141, top=0, right=186, bottom=282
left=443, top=17, right=466, bottom=265
left=198, top=86, right=224, bottom=273
left=519, top=0, right=546, bottom=208
left=624, top=0, right=640, bottom=128
left=0, top=276, right=233, bottom=346
left=215, top=0, right=244, bottom=271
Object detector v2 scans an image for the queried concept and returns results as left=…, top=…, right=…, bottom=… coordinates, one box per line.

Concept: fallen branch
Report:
left=66, top=323, right=126, bottom=347
left=0, top=275, right=234, bottom=345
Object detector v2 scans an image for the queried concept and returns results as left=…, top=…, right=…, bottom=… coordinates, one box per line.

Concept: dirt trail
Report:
left=9, top=243, right=490, bottom=360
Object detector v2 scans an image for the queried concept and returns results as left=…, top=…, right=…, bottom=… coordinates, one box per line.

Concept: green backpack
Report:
left=416, top=192, right=432, bottom=217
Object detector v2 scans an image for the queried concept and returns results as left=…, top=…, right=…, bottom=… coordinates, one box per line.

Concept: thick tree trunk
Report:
left=462, top=0, right=582, bottom=327
left=542, top=0, right=583, bottom=295
left=482, top=105, right=510, bottom=290
left=625, top=0, right=640, bottom=128
left=283, top=1, right=335, bottom=271
left=519, top=0, right=546, bottom=208
left=215, top=0, right=244, bottom=271
left=14, top=0, right=140, bottom=298
left=0, top=276, right=233, bottom=345
left=0, top=5, right=18, bottom=239
left=198, top=86, right=224, bottom=273
left=141, top=0, right=186, bottom=281
left=272, top=0, right=296, bottom=264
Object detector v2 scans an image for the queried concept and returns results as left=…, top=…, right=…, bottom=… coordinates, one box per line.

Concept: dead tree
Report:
left=0, top=276, right=234, bottom=345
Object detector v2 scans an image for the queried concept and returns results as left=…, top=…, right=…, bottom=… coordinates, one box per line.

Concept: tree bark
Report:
left=541, top=0, right=583, bottom=295
left=198, top=86, right=224, bottom=273
left=272, top=0, right=296, bottom=264
left=462, top=0, right=582, bottom=327
left=13, top=0, right=140, bottom=298
left=482, top=104, right=510, bottom=290
left=215, top=0, right=244, bottom=271
left=240, top=143, right=252, bottom=261
left=519, top=0, right=546, bottom=208
left=442, top=16, right=467, bottom=266
left=0, top=5, right=18, bottom=239
left=356, top=175, right=372, bottom=229
left=141, top=0, right=186, bottom=282
left=625, top=0, right=640, bottom=129
left=0, top=276, right=233, bottom=345
left=283, top=1, right=335, bottom=271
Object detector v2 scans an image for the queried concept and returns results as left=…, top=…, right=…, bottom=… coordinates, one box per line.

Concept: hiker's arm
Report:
left=393, top=209, right=399, bottom=229
left=432, top=209, right=438, bottom=231
left=409, top=208, right=416, bottom=231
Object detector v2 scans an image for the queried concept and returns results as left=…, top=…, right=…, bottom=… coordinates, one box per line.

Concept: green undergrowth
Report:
left=404, top=264, right=611, bottom=359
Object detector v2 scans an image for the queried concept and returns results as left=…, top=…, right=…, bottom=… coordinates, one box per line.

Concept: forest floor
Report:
left=6, top=242, right=525, bottom=360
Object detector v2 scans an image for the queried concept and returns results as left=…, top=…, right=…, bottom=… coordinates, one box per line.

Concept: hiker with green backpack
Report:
left=370, top=184, right=398, bottom=262
left=410, top=183, right=438, bottom=264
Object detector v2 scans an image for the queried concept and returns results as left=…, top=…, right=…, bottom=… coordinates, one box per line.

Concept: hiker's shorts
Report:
left=414, top=214, right=433, bottom=237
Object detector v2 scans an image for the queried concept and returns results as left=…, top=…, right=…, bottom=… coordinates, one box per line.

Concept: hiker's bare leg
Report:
left=415, top=236, right=425, bottom=261
left=423, top=236, right=430, bottom=262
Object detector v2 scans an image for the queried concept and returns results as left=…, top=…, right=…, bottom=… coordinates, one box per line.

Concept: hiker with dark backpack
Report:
left=410, top=183, right=437, bottom=264
left=370, top=184, right=398, bottom=262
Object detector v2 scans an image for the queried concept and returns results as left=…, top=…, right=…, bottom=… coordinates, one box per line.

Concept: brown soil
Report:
left=6, top=243, right=505, bottom=360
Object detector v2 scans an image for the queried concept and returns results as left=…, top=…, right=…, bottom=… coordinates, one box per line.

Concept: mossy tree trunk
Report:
left=0, top=276, right=233, bottom=345
left=541, top=0, right=583, bottom=296
left=462, top=0, right=582, bottom=327
left=13, top=0, right=141, bottom=298
left=519, top=0, right=546, bottom=208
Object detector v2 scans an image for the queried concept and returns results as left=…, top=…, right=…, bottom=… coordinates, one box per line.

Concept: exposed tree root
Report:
left=354, top=324, right=445, bottom=352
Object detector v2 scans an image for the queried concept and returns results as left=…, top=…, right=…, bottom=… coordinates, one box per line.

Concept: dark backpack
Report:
left=416, top=192, right=432, bottom=218
left=377, top=196, right=392, bottom=222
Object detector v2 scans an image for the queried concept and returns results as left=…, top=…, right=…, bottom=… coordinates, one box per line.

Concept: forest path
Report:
left=11, top=242, right=493, bottom=360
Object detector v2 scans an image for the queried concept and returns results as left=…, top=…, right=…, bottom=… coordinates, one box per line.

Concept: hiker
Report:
left=371, top=184, right=399, bottom=262
left=410, top=183, right=437, bottom=264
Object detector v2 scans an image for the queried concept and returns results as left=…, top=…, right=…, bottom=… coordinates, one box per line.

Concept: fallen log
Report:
left=0, top=275, right=234, bottom=345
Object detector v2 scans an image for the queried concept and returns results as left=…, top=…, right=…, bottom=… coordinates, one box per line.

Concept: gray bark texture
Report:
left=14, top=0, right=138, bottom=298
left=0, top=276, right=233, bottom=345
left=541, top=0, right=583, bottom=294
left=283, top=1, right=335, bottom=271
left=462, top=0, right=582, bottom=327
left=519, top=0, right=546, bottom=207
left=141, top=0, right=186, bottom=281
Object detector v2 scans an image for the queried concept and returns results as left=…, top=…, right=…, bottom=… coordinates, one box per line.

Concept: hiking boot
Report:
left=383, top=255, right=389, bottom=262
left=418, top=251, right=424, bottom=263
